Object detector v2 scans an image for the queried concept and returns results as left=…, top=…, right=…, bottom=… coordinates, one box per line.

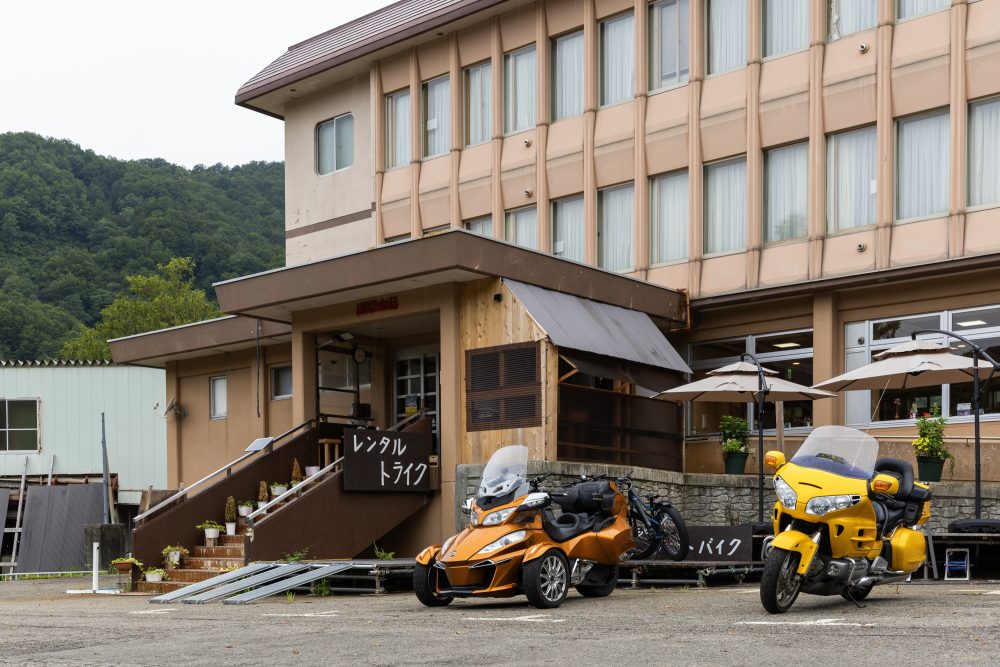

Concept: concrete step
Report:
left=135, top=580, right=189, bottom=595
left=220, top=535, right=245, bottom=546
left=164, top=568, right=236, bottom=583
left=193, top=545, right=245, bottom=558
left=184, top=556, right=246, bottom=570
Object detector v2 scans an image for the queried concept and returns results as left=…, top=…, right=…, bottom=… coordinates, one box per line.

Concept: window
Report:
left=271, top=366, right=293, bottom=400
left=765, top=142, right=808, bottom=243
left=317, top=114, right=354, bottom=174
left=600, top=13, right=635, bottom=106
left=385, top=89, right=411, bottom=169
left=1, top=399, right=39, bottom=452
left=650, top=170, right=689, bottom=264
left=649, top=0, right=689, bottom=91
left=422, top=76, right=450, bottom=158
left=707, top=0, right=747, bottom=74
left=466, top=342, right=541, bottom=431
left=897, top=0, right=949, bottom=21
left=552, top=195, right=585, bottom=261
left=704, top=156, right=747, bottom=254
left=552, top=31, right=584, bottom=121
left=210, top=376, right=227, bottom=419
left=763, top=0, right=808, bottom=58
left=504, top=45, right=536, bottom=134
left=505, top=207, right=537, bottom=249
left=464, top=215, right=493, bottom=237
left=464, top=61, right=492, bottom=146
left=828, top=0, right=877, bottom=40
left=599, top=183, right=635, bottom=271
left=827, top=125, right=876, bottom=232
left=969, top=96, right=1000, bottom=207
left=897, top=110, right=949, bottom=221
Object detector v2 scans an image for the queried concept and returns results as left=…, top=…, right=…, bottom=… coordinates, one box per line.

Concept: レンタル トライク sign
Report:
left=342, top=428, right=432, bottom=492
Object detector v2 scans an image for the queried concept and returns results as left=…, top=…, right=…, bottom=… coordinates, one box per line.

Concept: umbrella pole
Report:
left=742, top=353, right=769, bottom=524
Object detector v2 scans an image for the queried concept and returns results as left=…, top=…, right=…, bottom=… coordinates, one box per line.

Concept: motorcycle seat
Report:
left=542, top=511, right=595, bottom=542
left=551, top=481, right=614, bottom=515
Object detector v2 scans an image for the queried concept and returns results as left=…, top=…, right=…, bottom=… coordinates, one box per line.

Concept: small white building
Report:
left=0, top=360, right=167, bottom=508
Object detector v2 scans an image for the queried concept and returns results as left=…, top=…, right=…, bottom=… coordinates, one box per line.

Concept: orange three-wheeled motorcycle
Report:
left=414, top=445, right=637, bottom=608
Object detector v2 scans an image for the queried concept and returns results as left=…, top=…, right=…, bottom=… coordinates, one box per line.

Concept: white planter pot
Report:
left=238, top=505, right=252, bottom=517
left=257, top=501, right=267, bottom=510
left=204, top=528, right=220, bottom=540
left=305, top=466, right=321, bottom=477
left=271, top=486, right=288, bottom=498
left=166, top=551, right=182, bottom=568
left=145, top=572, right=163, bottom=583
left=225, top=522, right=237, bottom=536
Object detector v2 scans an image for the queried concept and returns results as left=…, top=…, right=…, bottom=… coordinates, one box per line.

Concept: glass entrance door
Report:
left=394, top=346, right=439, bottom=446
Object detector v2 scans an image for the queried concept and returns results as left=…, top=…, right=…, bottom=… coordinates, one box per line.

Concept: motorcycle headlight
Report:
left=477, top=530, right=527, bottom=555
left=440, top=535, right=455, bottom=554
left=774, top=476, right=797, bottom=510
left=805, top=495, right=858, bottom=516
left=481, top=507, right=515, bottom=526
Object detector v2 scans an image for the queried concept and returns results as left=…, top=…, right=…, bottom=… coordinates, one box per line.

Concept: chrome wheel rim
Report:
left=776, top=553, right=801, bottom=607
left=539, top=555, right=567, bottom=602
left=660, top=518, right=680, bottom=557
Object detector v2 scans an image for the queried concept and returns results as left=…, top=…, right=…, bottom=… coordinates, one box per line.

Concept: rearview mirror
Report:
left=764, top=450, right=786, bottom=469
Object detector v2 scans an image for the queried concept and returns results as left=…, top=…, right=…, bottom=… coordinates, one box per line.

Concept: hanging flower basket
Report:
left=916, top=456, right=945, bottom=483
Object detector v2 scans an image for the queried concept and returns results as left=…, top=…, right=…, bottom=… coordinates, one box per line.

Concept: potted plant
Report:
left=291, top=458, right=304, bottom=487
left=224, top=496, right=238, bottom=536
left=912, top=405, right=954, bottom=482
left=144, top=567, right=167, bottom=583
left=111, top=556, right=142, bottom=575
left=238, top=500, right=255, bottom=517
left=305, top=464, right=321, bottom=477
left=720, top=415, right=751, bottom=474
left=196, top=520, right=225, bottom=540
left=270, top=481, right=289, bottom=498
left=160, top=545, right=189, bottom=569
left=258, top=481, right=269, bottom=510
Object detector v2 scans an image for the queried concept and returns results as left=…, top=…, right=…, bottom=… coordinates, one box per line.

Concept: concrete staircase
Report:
left=136, top=528, right=247, bottom=595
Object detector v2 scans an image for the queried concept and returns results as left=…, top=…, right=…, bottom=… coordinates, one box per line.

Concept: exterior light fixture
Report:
left=772, top=342, right=800, bottom=349
left=957, top=320, right=986, bottom=327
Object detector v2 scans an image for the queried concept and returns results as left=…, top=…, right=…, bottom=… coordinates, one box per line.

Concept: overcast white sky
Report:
left=0, top=1, right=397, bottom=167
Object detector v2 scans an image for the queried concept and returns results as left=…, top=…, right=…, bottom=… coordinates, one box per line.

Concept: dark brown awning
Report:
left=560, top=352, right=684, bottom=393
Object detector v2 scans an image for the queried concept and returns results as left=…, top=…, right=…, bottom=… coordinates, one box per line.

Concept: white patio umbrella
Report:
left=814, top=336, right=998, bottom=518
left=660, top=356, right=835, bottom=522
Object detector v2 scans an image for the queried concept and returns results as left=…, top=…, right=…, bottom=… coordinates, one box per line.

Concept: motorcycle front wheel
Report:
left=655, top=506, right=689, bottom=562
left=413, top=561, right=453, bottom=607
left=760, top=547, right=802, bottom=614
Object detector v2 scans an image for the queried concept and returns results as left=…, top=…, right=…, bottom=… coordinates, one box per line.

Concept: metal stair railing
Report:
left=246, top=455, right=345, bottom=527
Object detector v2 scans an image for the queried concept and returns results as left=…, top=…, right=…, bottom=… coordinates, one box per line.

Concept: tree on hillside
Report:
left=60, top=257, right=222, bottom=360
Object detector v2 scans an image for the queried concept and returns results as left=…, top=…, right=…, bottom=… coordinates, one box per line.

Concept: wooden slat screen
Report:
left=466, top=342, right=541, bottom=431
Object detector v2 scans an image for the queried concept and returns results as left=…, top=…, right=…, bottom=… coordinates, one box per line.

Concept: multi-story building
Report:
left=114, top=0, right=1000, bottom=559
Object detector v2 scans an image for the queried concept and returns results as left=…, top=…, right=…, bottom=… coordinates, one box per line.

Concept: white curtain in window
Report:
left=505, top=46, right=536, bottom=133
left=599, top=184, right=635, bottom=270
left=334, top=115, right=354, bottom=170
left=651, top=171, right=689, bottom=263
left=318, top=120, right=336, bottom=175
left=506, top=208, right=537, bottom=249
left=465, top=62, right=491, bottom=146
left=708, top=0, right=747, bottom=74
left=386, top=90, right=411, bottom=169
left=423, top=77, right=450, bottom=157
left=765, top=143, right=807, bottom=243
left=210, top=377, right=227, bottom=418
left=465, top=216, right=492, bottom=237
left=897, top=0, right=949, bottom=20
left=552, top=196, right=585, bottom=261
left=553, top=32, right=584, bottom=120
left=763, top=0, right=808, bottom=57
left=828, top=0, right=877, bottom=40
left=704, top=158, right=747, bottom=253
left=601, top=13, right=635, bottom=106
left=969, top=97, right=1000, bottom=207
left=897, top=111, right=949, bottom=220
left=827, top=126, right=876, bottom=232
left=650, top=0, right=689, bottom=90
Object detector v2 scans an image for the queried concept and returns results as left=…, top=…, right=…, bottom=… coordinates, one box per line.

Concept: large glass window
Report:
left=504, top=45, right=537, bottom=134
left=598, top=183, right=635, bottom=271
left=763, top=0, right=808, bottom=58
left=552, top=31, right=584, bottom=121
left=210, top=376, right=227, bottom=420
left=707, top=0, right=747, bottom=74
left=552, top=195, right=585, bottom=262
left=969, top=96, right=1000, bottom=207
left=897, top=110, right=949, bottom=221
left=1, top=399, right=39, bottom=451
left=765, top=142, right=808, bottom=243
left=464, top=215, right=492, bottom=237
left=505, top=207, right=537, bottom=249
left=650, top=170, right=689, bottom=264
left=897, top=0, right=950, bottom=21
left=385, top=89, right=411, bottom=169
left=704, top=156, right=747, bottom=254
left=422, top=75, right=450, bottom=158
left=827, top=125, right=876, bottom=232
left=649, top=0, right=689, bottom=91
left=464, top=61, right=492, bottom=147
left=317, top=114, right=354, bottom=174
left=271, top=366, right=293, bottom=400
left=828, top=0, right=877, bottom=40
left=600, top=12, right=635, bottom=106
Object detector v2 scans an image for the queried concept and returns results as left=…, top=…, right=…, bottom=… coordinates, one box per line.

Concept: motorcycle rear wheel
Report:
left=413, top=561, right=453, bottom=607
left=576, top=565, right=617, bottom=598
left=760, top=547, right=802, bottom=614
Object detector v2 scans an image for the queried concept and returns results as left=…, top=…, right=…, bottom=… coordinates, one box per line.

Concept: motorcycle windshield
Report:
left=790, top=425, right=878, bottom=480
left=477, top=445, right=530, bottom=509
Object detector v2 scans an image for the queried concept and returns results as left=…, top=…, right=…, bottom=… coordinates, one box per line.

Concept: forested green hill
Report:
left=0, top=132, right=284, bottom=359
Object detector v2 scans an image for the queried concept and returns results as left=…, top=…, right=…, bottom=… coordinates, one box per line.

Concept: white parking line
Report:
left=130, top=608, right=177, bottom=615
left=462, top=614, right=564, bottom=623
left=738, top=618, right=875, bottom=627
left=951, top=589, right=1000, bottom=595
left=262, top=610, right=341, bottom=618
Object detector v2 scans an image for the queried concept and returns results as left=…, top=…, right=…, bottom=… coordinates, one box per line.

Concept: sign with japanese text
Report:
left=684, top=525, right=754, bottom=562
left=342, top=428, right=432, bottom=492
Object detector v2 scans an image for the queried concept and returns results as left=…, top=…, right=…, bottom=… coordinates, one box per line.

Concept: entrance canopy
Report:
left=504, top=280, right=691, bottom=391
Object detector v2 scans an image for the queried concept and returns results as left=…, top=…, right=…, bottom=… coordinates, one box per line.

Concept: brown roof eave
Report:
left=109, top=317, right=291, bottom=365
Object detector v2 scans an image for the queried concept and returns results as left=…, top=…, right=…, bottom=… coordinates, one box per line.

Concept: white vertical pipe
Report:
left=92, top=542, right=99, bottom=591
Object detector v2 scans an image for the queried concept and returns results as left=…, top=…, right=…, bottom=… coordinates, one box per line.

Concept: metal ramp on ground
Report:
left=183, top=563, right=312, bottom=604
left=222, top=562, right=355, bottom=604
left=149, top=562, right=276, bottom=604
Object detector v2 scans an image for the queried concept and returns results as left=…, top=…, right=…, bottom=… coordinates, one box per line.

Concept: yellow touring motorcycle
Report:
left=760, top=425, right=931, bottom=613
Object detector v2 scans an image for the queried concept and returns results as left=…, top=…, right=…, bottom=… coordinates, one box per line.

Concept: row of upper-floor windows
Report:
left=454, top=96, right=1000, bottom=270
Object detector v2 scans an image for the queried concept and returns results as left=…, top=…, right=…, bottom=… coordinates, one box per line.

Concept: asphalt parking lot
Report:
left=0, top=576, right=997, bottom=666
